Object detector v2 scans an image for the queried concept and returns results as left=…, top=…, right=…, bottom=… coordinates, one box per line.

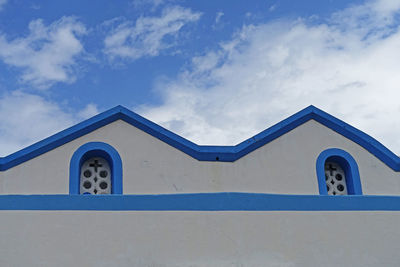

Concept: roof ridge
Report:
left=0, top=105, right=398, bottom=171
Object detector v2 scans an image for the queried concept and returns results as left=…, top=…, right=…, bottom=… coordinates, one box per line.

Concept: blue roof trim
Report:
left=0, top=106, right=122, bottom=171
left=1, top=193, right=400, bottom=210
left=0, top=105, right=399, bottom=170
left=310, top=108, right=400, bottom=170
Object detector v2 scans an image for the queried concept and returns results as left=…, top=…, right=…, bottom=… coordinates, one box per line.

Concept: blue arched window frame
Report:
left=69, top=142, right=123, bottom=195
left=316, top=148, right=362, bottom=195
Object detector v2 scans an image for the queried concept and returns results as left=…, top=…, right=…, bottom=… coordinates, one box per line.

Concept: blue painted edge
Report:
left=70, top=142, right=123, bottom=195
left=316, top=148, right=362, bottom=195
left=0, top=105, right=399, bottom=170
left=1, top=193, right=400, bottom=210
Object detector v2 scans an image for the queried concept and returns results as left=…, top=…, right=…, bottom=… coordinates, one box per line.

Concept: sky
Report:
left=0, top=0, right=399, bottom=156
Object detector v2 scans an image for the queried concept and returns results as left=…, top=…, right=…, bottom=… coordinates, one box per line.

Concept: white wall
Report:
left=0, top=210, right=398, bottom=266
left=0, top=119, right=399, bottom=195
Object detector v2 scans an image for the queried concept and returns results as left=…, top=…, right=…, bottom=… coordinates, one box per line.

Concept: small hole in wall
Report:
left=216, top=157, right=219, bottom=161
left=83, top=181, right=92, bottom=189
left=99, top=182, right=108, bottom=189
left=100, top=170, right=108, bottom=178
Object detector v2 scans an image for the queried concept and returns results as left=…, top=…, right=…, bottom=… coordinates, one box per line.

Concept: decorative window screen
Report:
left=80, top=157, right=111, bottom=194
left=324, top=161, right=347, bottom=195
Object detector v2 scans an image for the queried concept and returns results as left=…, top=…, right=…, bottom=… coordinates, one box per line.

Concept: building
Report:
left=1, top=105, right=400, bottom=266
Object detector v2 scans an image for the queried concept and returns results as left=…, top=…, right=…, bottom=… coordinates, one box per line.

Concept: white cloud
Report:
left=77, top=103, right=99, bottom=119
left=0, top=0, right=7, bottom=11
left=140, top=0, right=400, bottom=154
left=103, top=5, right=201, bottom=61
left=131, top=0, right=165, bottom=10
left=215, top=12, right=224, bottom=24
left=0, top=16, right=86, bottom=89
left=0, top=91, right=98, bottom=156
left=212, top=12, right=225, bottom=31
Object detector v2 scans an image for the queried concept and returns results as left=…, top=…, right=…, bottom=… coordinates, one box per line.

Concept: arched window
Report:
left=70, top=142, right=122, bottom=195
left=316, top=148, right=362, bottom=195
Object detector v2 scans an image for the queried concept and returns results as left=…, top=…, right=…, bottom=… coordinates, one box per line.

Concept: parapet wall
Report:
left=0, top=210, right=398, bottom=266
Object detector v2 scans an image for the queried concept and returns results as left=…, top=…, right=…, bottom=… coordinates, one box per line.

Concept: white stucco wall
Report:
left=0, top=210, right=399, bottom=266
left=0, top=119, right=399, bottom=195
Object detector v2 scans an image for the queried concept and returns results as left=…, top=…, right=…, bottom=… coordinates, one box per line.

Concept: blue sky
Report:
left=0, top=0, right=399, bottom=156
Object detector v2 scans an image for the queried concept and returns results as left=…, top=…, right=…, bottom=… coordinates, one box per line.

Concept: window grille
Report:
left=80, top=157, right=111, bottom=194
left=324, top=161, right=347, bottom=195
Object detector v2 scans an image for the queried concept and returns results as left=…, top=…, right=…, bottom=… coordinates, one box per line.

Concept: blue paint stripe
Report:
left=0, top=105, right=399, bottom=170
left=1, top=193, right=400, bottom=210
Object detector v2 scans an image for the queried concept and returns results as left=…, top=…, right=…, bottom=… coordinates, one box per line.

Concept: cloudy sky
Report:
left=0, top=0, right=399, bottom=156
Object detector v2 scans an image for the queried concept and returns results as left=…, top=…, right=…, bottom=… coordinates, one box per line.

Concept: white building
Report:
left=1, top=105, right=400, bottom=266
